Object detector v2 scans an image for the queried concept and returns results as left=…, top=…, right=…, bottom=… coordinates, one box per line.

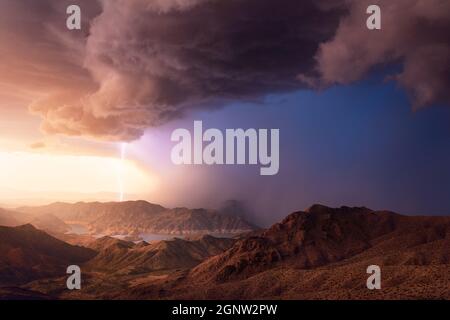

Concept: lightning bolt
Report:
left=118, top=142, right=127, bottom=202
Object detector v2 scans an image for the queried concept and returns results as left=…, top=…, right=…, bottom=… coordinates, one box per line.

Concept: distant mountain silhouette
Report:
left=0, top=208, right=21, bottom=227
left=18, top=201, right=257, bottom=236
left=0, top=207, right=69, bottom=234
left=28, top=214, right=69, bottom=234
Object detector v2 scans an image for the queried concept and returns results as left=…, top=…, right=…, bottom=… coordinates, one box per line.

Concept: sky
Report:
left=0, top=0, right=449, bottom=225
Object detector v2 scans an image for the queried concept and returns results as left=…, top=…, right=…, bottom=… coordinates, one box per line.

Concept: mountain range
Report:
left=17, top=201, right=257, bottom=236
left=1, top=204, right=449, bottom=300
left=0, top=207, right=69, bottom=234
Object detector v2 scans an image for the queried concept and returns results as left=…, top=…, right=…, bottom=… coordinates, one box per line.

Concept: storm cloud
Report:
left=312, top=0, right=450, bottom=108
left=1, top=0, right=449, bottom=141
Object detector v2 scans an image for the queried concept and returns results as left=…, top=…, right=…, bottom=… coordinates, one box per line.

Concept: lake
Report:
left=66, top=223, right=89, bottom=235
left=66, top=223, right=235, bottom=242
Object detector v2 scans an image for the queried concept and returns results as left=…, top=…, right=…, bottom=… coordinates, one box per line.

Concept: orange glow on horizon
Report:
left=0, top=149, right=159, bottom=203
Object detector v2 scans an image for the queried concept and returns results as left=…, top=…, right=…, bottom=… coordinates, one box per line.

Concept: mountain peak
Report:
left=15, top=223, right=38, bottom=231
left=305, top=204, right=372, bottom=215
left=192, top=205, right=405, bottom=282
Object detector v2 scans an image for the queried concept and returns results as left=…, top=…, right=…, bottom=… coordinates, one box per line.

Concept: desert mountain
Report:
left=190, top=205, right=450, bottom=282
left=85, top=235, right=236, bottom=274
left=3, top=204, right=449, bottom=300
left=122, top=205, right=450, bottom=299
left=0, top=222, right=235, bottom=297
left=0, top=224, right=96, bottom=286
left=190, top=205, right=402, bottom=282
left=0, top=207, right=69, bottom=234
left=27, top=214, right=70, bottom=234
left=18, top=201, right=257, bottom=236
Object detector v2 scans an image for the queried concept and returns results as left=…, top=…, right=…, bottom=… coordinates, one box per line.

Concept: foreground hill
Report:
left=18, top=201, right=256, bottom=236
left=0, top=224, right=235, bottom=298
left=0, top=224, right=96, bottom=286
left=0, top=287, right=52, bottom=300
left=121, top=205, right=450, bottom=299
left=85, top=235, right=236, bottom=274
left=11, top=234, right=236, bottom=299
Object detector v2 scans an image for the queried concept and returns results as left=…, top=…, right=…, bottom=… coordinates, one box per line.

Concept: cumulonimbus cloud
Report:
left=1, top=0, right=449, bottom=141
left=30, top=0, right=344, bottom=141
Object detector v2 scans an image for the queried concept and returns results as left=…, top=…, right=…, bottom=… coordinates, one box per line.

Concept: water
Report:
left=65, top=223, right=236, bottom=242
left=66, top=224, right=182, bottom=241
left=66, top=223, right=89, bottom=235
left=140, top=233, right=184, bottom=242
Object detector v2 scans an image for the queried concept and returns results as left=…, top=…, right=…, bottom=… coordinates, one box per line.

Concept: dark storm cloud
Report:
left=17, top=0, right=346, bottom=141
left=0, top=0, right=100, bottom=91
left=2, top=0, right=449, bottom=141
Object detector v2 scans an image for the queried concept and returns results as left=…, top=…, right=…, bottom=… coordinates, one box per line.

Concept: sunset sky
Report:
left=0, top=0, right=449, bottom=225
